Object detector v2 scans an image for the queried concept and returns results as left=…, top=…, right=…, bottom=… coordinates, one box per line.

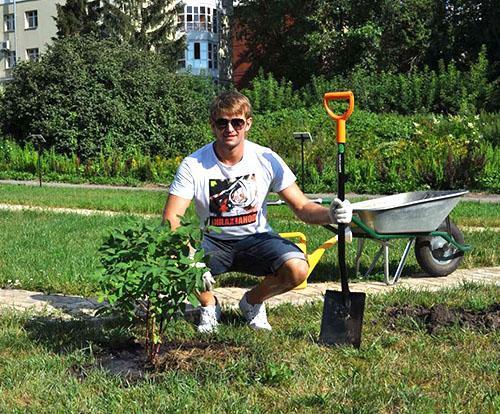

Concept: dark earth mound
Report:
left=386, top=303, right=500, bottom=334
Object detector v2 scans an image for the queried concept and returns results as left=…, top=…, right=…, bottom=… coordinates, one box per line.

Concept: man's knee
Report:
left=277, top=258, right=309, bottom=288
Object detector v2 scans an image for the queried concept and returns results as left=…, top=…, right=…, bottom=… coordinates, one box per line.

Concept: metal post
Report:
left=293, top=132, right=312, bottom=194
left=28, top=134, right=45, bottom=187
left=37, top=151, right=42, bottom=187
left=301, top=138, right=305, bottom=191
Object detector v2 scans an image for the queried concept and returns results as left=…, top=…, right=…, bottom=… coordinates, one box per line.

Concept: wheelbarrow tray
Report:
left=352, top=190, right=468, bottom=234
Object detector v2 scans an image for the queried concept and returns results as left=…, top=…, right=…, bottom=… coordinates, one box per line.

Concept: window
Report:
left=25, top=10, right=38, bottom=29
left=185, top=5, right=216, bottom=32
left=4, top=14, right=15, bottom=32
left=177, top=12, right=185, bottom=31
left=208, top=43, right=218, bottom=69
left=26, top=48, right=39, bottom=61
left=5, top=50, right=16, bottom=69
left=194, top=42, right=200, bottom=60
left=213, top=9, right=218, bottom=33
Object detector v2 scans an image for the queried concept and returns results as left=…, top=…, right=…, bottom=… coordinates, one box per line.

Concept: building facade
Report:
left=0, top=0, right=63, bottom=82
left=176, top=0, right=232, bottom=84
left=0, top=0, right=233, bottom=84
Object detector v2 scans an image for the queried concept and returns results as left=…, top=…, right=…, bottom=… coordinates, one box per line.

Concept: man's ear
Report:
left=245, top=117, right=253, bottom=131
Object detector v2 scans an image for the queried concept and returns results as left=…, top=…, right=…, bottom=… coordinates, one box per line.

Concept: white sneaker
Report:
left=197, top=299, right=221, bottom=333
left=239, top=293, right=272, bottom=331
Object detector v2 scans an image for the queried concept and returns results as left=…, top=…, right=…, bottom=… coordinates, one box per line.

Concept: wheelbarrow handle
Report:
left=323, top=91, right=355, bottom=144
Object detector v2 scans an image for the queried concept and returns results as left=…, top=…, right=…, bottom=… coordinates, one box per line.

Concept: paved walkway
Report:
left=0, top=267, right=498, bottom=319
left=1, top=179, right=499, bottom=203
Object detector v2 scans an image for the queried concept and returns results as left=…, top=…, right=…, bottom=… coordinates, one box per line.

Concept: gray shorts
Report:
left=201, top=232, right=306, bottom=276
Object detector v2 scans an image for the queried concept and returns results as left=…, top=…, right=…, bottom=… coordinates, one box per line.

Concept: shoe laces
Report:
left=199, top=303, right=219, bottom=327
left=247, top=302, right=267, bottom=324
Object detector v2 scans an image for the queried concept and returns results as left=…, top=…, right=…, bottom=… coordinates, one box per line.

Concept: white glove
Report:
left=193, top=262, right=215, bottom=291
left=329, top=198, right=353, bottom=224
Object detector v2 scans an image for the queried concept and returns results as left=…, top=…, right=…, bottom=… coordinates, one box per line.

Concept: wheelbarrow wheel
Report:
left=415, top=219, right=464, bottom=276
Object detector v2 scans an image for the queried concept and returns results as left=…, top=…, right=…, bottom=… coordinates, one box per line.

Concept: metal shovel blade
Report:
left=319, top=290, right=366, bottom=348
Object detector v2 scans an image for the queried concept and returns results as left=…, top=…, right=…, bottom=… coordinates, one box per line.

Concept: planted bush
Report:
left=95, top=219, right=206, bottom=363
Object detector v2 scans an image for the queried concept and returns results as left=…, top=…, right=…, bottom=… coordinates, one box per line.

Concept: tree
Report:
left=235, top=0, right=499, bottom=86
left=305, top=0, right=436, bottom=76
left=55, top=0, right=185, bottom=60
left=427, top=0, right=500, bottom=77
left=96, top=219, right=207, bottom=364
left=235, top=0, right=318, bottom=88
left=54, top=0, right=102, bottom=38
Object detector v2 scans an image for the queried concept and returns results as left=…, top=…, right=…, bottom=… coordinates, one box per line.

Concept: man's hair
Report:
left=210, top=91, right=252, bottom=120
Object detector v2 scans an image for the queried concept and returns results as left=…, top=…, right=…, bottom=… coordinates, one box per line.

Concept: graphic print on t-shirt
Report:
left=209, top=174, right=258, bottom=227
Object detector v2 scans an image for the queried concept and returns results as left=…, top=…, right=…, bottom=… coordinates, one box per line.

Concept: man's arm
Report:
left=161, top=194, right=192, bottom=230
left=278, top=183, right=331, bottom=224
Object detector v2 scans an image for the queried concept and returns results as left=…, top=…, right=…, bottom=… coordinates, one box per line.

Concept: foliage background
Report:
left=0, top=4, right=498, bottom=194
left=235, top=0, right=500, bottom=93
left=0, top=36, right=216, bottom=161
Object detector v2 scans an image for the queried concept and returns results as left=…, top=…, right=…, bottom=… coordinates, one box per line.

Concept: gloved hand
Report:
left=192, top=261, right=216, bottom=291
left=329, top=198, right=353, bottom=224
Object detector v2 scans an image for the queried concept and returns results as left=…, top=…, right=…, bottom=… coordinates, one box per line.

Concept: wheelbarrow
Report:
left=347, top=189, right=472, bottom=284
left=268, top=189, right=472, bottom=286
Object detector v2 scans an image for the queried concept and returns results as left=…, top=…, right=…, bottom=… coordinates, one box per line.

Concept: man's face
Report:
left=210, top=111, right=252, bottom=151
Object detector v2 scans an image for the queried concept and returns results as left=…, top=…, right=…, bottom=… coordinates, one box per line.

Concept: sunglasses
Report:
left=214, top=118, right=246, bottom=131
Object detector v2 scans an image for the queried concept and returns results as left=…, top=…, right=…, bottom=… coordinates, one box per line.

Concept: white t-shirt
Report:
left=169, top=140, right=296, bottom=240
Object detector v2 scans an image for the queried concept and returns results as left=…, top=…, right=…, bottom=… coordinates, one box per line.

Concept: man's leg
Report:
left=198, top=291, right=217, bottom=306
left=196, top=235, right=233, bottom=332
left=246, top=258, right=309, bottom=305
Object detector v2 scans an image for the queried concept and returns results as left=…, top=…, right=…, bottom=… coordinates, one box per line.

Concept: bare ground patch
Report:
left=71, top=339, right=245, bottom=383
left=386, top=303, right=500, bottom=333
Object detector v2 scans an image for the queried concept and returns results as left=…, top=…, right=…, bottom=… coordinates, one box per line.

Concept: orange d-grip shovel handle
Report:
left=323, top=91, right=354, bottom=144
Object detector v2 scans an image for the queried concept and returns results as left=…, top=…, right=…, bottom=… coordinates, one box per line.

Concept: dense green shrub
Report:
left=2, top=110, right=498, bottom=193
left=0, top=139, right=182, bottom=185
left=249, top=108, right=499, bottom=193
left=244, top=48, right=497, bottom=115
left=0, top=36, right=216, bottom=160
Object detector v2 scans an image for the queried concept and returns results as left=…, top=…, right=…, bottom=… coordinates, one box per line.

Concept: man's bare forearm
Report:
left=291, top=201, right=331, bottom=225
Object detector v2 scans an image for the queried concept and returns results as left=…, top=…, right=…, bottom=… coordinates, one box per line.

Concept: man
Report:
left=162, top=91, right=352, bottom=333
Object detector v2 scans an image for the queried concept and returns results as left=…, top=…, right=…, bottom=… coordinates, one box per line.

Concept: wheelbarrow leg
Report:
left=365, top=243, right=385, bottom=278
left=355, top=239, right=365, bottom=276
left=391, top=238, right=415, bottom=285
left=384, top=243, right=390, bottom=284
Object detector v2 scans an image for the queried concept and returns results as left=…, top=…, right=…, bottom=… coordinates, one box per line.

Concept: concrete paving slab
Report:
left=2, top=267, right=495, bottom=318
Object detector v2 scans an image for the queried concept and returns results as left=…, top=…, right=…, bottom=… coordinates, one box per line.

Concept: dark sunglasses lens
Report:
left=215, top=118, right=245, bottom=130
left=215, top=118, right=229, bottom=129
left=231, top=119, right=245, bottom=129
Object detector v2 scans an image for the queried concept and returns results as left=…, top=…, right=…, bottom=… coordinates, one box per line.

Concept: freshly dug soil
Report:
left=72, top=339, right=244, bottom=382
left=386, top=303, right=500, bottom=334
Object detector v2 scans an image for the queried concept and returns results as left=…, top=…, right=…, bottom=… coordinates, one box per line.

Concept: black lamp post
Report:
left=28, top=134, right=46, bottom=187
left=293, top=131, right=313, bottom=193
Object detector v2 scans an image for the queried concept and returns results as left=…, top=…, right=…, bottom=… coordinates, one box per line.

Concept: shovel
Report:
left=319, top=91, right=366, bottom=348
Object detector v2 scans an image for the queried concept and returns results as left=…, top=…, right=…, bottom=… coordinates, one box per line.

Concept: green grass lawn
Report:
left=0, top=284, right=498, bottom=413
left=0, top=183, right=499, bottom=227
left=0, top=209, right=498, bottom=295
left=0, top=185, right=498, bottom=412
left=0, top=184, right=168, bottom=215
left=0, top=186, right=498, bottom=295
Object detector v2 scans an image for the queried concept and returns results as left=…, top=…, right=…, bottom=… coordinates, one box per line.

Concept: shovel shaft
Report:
left=337, top=147, right=350, bottom=303
left=324, top=92, right=354, bottom=303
